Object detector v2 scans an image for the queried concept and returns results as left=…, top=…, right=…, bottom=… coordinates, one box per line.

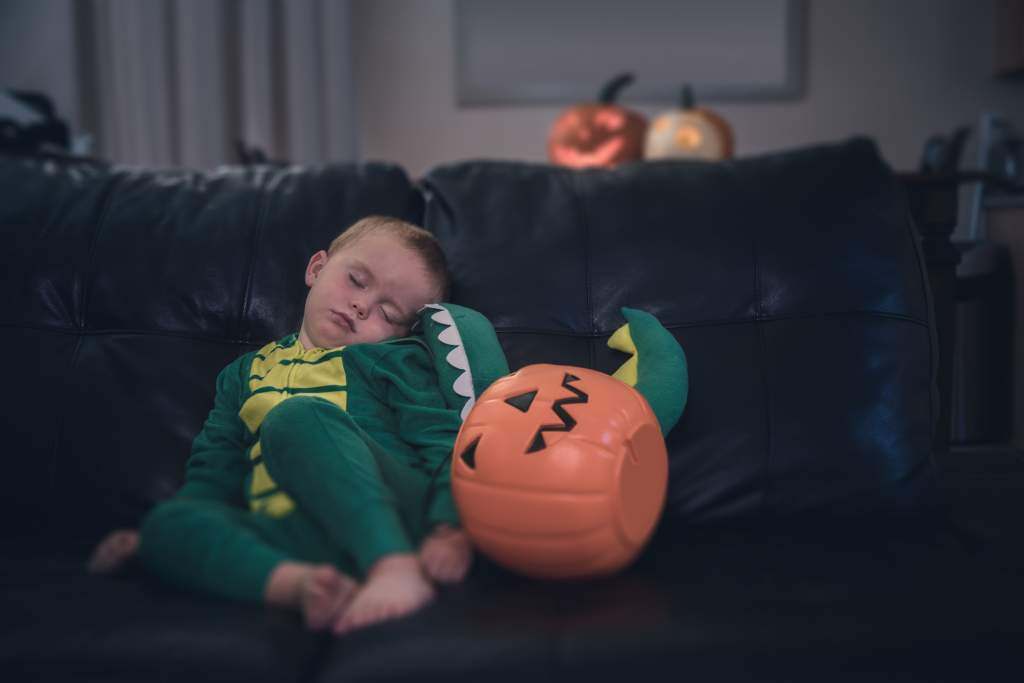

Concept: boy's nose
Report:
left=351, top=301, right=367, bottom=319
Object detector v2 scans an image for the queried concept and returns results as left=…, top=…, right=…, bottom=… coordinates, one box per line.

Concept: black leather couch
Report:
left=2, top=138, right=1021, bottom=682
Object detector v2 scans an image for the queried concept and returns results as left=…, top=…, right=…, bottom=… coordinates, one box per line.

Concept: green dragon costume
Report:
left=139, top=304, right=686, bottom=602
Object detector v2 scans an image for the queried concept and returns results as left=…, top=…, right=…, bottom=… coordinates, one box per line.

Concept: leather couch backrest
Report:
left=2, top=137, right=939, bottom=548
left=422, top=138, right=938, bottom=527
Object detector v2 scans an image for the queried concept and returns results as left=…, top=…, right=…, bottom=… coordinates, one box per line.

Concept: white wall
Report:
left=353, top=0, right=1024, bottom=180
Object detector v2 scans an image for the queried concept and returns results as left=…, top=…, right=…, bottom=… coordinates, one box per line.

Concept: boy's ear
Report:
left=305, top=250, right=329, bottom=287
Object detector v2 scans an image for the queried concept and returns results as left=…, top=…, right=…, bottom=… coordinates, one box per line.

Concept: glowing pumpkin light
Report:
left=547, top=73, right=648, bottom=169
left=450, top=364, right=668, bottom=580
left=645, top=84, right=734, bottom=161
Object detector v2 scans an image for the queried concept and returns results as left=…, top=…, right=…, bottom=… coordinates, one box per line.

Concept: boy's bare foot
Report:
left=332, top=553, right=435, bottom=635
left=418, top=524, right=473, bottom=584
left=87, top=529, right=140, bottom=574
left=301, top=565, right=359, bottom=631
left=265, top=562, right=358, bottom=631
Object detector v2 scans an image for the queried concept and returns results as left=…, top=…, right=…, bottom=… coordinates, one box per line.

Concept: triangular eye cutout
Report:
left=564, top=373, right=580, bottom=383
left=504, top=390, right=537, bottom=413
left=526, top=431, right=547, bottom=453
left=459, top=435, right=481, bottom=469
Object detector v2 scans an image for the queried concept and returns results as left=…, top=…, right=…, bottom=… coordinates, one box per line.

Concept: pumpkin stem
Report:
left=598, top=73, right=635, bottom=104
left=680, top=84, right=696, bottom=110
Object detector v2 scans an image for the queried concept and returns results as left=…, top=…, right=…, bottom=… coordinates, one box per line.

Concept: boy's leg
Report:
left=139, top=498, right=358, bottom=629
left=139, top=498, right=292, bottom=603
left=258, top=396, right=432, bottom=576
left=259, top=397, right=437, bottom=634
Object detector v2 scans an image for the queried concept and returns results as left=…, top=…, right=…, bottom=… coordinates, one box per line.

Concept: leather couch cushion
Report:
left=422, top=138, right=938, bottom=525
left=1, top=551, right=322, bottom=683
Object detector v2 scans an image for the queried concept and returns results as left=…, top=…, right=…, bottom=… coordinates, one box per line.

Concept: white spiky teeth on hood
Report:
left=423, top=304, right=476, bottom=421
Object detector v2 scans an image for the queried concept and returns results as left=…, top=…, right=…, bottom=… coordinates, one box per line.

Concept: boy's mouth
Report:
left=329, top=309, right=356, bottom=333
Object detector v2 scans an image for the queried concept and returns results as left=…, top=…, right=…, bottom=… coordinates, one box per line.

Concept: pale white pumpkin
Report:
left=644, top=85, right=734, bottom=161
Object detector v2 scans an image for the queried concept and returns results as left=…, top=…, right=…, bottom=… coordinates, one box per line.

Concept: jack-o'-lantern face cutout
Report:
left=450, top=363, right=669, bottom=579
left=452, top=364, right=662, bottom=491
left=458, top=371, right=589, bottom=470
left=548, top=107, right=647, bottom=169
left=547, top=73, right=648, bottom=169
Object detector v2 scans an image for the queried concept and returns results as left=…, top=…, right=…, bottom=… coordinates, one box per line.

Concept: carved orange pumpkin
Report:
left=450, top=364, right=668, bottom=579
left=547, top=73, right=648, bottom=169
left=644, top=84, right=734, bottom=161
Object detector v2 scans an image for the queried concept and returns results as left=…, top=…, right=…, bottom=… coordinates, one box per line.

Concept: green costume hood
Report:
left=416, top=303, right=510, bottom=420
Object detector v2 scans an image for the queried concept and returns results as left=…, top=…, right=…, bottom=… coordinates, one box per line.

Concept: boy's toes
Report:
left=87, top=530, right=142, bottom=574
left=301, top=565, right=358, bottom=631
left=332, top=565, right=435, bottom=635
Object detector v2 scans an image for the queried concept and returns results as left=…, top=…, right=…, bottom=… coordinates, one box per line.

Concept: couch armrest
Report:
left=898, top=174, right=961, bottom=457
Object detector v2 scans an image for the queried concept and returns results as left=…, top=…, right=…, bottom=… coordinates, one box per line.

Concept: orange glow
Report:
left=674, top=125, right=703, bottom=149
left=594, top=109, right=625, bottom=131
left=547, top=103, right=648, bottom=168
left=551, top=137, right=625, bottom=168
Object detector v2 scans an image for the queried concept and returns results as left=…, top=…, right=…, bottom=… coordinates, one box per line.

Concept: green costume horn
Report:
left=607, top=307, right=688, bottom=435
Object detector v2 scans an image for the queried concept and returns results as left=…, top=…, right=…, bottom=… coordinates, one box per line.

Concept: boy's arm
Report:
left=371, top=343, right=463, bottom=529
left=172, top=353, right=254, bottom=505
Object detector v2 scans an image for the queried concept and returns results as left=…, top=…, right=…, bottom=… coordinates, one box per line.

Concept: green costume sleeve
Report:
left=368, top=342, right=465, bottom=528
left=168, top=354, right=254, bottom=503
left=139, top=352, right=289, bottom=601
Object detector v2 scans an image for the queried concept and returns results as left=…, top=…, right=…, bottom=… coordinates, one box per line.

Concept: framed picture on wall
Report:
left=454, top=0, right=804, bottom=105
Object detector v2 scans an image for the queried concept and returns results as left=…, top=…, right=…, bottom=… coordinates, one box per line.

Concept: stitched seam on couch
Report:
left=562, top=168, right=596, bottom=340
left=47, top=326, right=84, bottom=520
left=236, top=174, right=270, bottom=342
left=75, top=169, right=122, bottom=329
left=490, top=310, right=929, bottom=335
left=3, top=309, right=929, bottom=341
left=740, top=158, right=774, bottom=520
left=903, top=207, right=939, bottom=449
left=1, top=322, right=266, bottom=347
left=48, top=169, right=123, bottom=530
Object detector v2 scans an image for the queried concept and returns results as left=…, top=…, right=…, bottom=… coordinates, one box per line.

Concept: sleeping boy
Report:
left=96, top=216, right=473, bottom=635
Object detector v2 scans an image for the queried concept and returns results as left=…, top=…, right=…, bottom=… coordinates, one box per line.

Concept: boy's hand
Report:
left=418, top=524, right=473, bottom=584
left=87, top=529, right=140, bottom=574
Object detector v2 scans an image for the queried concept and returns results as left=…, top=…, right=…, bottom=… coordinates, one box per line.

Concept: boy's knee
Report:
left=261, top=396, right=358, bottom=446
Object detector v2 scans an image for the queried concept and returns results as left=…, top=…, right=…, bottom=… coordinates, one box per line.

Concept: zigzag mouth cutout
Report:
left=526, top=373, right=589, bottom=453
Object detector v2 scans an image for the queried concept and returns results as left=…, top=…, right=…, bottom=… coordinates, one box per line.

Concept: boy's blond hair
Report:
left=328, top=215, right=450, bottom=302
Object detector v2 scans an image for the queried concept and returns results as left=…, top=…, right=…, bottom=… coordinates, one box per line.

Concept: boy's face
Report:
left=298, top=232, right=438, bottom=349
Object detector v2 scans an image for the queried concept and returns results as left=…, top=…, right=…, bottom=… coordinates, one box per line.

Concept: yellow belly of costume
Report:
left=239, top=339, right=349, bottom=518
